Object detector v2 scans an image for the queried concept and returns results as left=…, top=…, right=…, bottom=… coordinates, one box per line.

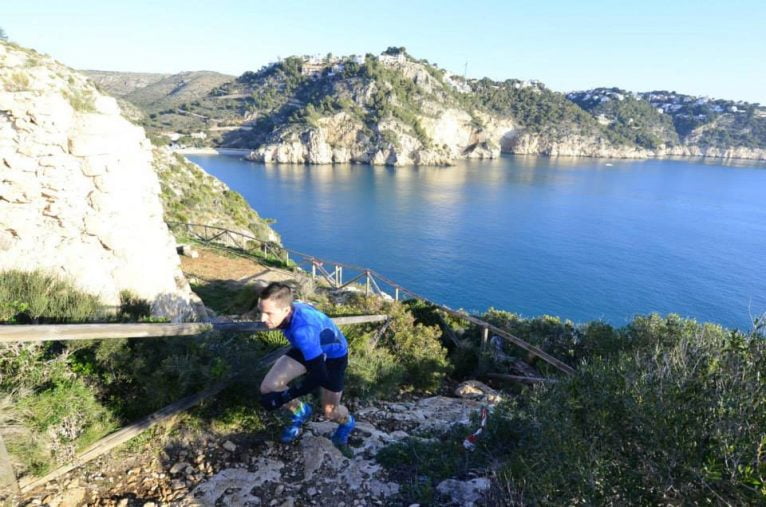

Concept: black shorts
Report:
left=285, top=348, right=348, bottom=393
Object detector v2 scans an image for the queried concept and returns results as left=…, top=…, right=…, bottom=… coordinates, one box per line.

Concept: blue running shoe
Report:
left=281, top=402, right=313, bottom=443
left=331, top=414, right=355, bottom=446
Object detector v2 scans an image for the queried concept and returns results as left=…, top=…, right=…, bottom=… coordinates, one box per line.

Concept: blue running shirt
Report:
left=282, top=302, right=348, bottom=360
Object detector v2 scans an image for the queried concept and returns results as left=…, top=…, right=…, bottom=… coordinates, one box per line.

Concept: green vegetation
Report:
left=80, top=45, right=765, bottom=156
left=569, top=89, right=680, bottom=149
left=153, top=149, right=280, bottom=244
left=0, top=267, right=452, bottom=478
left=63, top=87, right=96, bottom=112
left=0, top=270, right=247, bottom=476
left=3, top=71, right=30, bottom=92
left=473, top=79, right=600, bottom=136
left=379, top=312, right=766, bottom=505
left=0, top=270, right=102, bottom=323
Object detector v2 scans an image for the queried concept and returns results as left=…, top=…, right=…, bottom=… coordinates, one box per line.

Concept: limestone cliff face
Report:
left=247, top=108, right=516, bottom=167
left=0, top=42, right=197, bottom=319
left=508, top=131, right=766, bottom=160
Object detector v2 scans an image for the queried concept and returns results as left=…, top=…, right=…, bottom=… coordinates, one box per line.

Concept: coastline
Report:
left=173, top=147, right=251, bottom=156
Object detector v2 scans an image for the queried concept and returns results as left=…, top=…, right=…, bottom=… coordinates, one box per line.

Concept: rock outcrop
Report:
left=247, top=108, right=516, bottom=167
left=0, top=41, right=196, bottom=319
left=507, top=131, right=766, bottom=160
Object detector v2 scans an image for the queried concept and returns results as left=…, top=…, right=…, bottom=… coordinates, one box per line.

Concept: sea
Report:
left=186, top=154, right=766, bottom=330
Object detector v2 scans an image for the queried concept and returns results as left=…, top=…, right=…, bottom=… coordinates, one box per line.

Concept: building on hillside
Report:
left=379, top=52, right=406, bottom=65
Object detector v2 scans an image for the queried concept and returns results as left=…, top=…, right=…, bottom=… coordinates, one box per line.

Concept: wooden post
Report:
left=365, top=272, right=370, bottom=296
left=0, top=433, right=20, bottom=496
left=338, top=266, right=343, bottom=286
left=395, top=288, right=399, bottom=302
left=482, top=327, right=489, bottom=350
left=311, top=262, right=316, bottom=279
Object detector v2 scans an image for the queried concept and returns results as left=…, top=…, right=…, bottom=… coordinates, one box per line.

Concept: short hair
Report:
left=260, top=282, right=293, bottom=307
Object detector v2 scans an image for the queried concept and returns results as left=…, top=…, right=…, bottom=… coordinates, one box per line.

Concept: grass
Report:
left=3, top=71, right=29, bottom=92
left=190, top=280, right=258, bottom=315
left=0, top=270, right=103, bottom=323
left=63, top=87, right=96, bottom=112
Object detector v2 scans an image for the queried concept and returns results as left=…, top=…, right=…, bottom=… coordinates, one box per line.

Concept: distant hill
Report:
left=84, top=70, right=234, bottom=114
left=104, top=49, right=766, bottom=164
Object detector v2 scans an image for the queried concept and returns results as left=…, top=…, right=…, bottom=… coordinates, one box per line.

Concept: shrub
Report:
left=346, top=340, right=405, bottom=399
left=63, top=87, right=96, bottom=112
left=0, top=270, right=102, bottom=323
left=383, top=302, right=451, bottom=392
left=493, top=315, right=766, bottom=504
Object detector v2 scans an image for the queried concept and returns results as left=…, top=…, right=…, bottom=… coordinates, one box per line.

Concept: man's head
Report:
left=258, top=282, right=294, bottom=329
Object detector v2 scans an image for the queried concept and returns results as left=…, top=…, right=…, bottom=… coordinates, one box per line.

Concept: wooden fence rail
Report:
left=0, top=315, right=389, bottom=344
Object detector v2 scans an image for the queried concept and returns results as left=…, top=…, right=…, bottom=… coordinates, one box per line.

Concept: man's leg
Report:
left=321, top=387, right=355, bottom=447
left=260, top=355, right=307, bottom=411
left=260, top=355, right=313, bottom=442
left=320, top=387, right=349, bottom=423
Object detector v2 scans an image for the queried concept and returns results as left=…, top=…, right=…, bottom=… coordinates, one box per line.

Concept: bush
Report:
left=346, top=341, right=405, bottom=399
left=383, top=303, right=451, bottom=392
left=0, top=270, right=102, bottom=323
left=494, top=315, right=766, bottom=504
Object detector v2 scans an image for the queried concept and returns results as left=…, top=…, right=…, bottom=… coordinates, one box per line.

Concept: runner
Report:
left=257, top=282, right=355, bottom=446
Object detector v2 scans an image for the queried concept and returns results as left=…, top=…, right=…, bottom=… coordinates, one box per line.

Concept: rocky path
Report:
left=20, top=385, right=500, bottom=507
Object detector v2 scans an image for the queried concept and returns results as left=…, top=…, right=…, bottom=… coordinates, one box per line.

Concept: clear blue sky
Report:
left=4, top=0, right=764, bottom=103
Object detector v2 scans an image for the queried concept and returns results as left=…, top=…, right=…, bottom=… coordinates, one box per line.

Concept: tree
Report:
left=383, top=46, right=406, bottom=56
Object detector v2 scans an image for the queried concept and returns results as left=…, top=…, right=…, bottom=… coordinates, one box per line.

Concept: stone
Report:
left=177, top=244, right=199, bottom=258
left=183, top=461, right=283, bottom=505
left=435, top=478, right=491, bottom=506
left=169, top=461, right=189, bottom=474
left=222, top=440, right=237, bottom=452
left=455, top=380, right=503, bottom=403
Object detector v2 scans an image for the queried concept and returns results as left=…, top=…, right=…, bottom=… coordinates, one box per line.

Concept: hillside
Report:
left=118, top=48, right=766, bottom=164
left=84, top=70, right=234, bottom=114
left=152, top=146, right=280, bottom=244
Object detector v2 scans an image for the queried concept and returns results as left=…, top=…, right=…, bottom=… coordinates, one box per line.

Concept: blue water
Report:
left=187, top=154, right=766, bottom=330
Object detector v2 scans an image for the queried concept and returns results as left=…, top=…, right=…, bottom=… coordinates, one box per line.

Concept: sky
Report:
left=3, top=0, right=765, bottom=103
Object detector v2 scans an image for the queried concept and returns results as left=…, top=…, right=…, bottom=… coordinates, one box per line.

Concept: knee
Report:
left=323, top=405, right=336, bottom=419
left=260, top=379, right=281, bottom=394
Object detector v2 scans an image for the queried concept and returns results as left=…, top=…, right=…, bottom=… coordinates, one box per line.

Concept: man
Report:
left=257, top=282, right=355, bottom=446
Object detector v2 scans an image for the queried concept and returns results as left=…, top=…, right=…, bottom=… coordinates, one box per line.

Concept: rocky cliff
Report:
left=0, top=42, right=198, bottom=319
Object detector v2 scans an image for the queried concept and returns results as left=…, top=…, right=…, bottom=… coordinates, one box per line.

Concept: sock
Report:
left=290, top=401, right=305, bottom=416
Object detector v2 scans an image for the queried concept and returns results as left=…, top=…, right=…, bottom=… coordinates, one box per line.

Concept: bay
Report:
left=186, top=154, right=766, bottom=330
